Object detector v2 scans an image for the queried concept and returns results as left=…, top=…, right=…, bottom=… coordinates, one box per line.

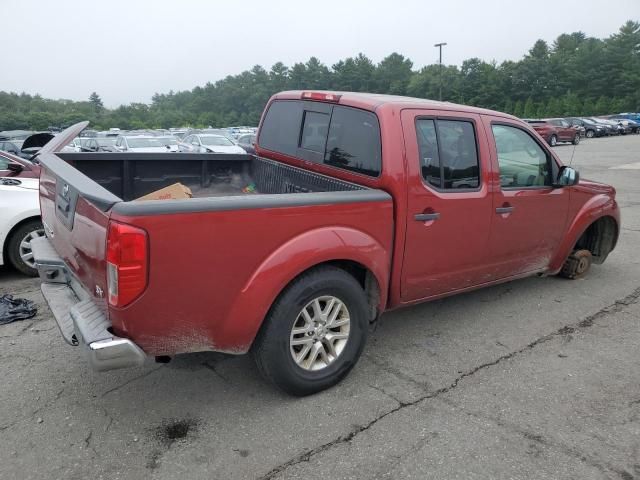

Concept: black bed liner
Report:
left=55, top=152, right=364, bottom=201
left=41, top=152, right=390, bottom=217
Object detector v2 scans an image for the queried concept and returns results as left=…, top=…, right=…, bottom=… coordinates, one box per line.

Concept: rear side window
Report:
left=259, top=100, right=381, bottom=177
left=416, top=118, right=479, bottom=189
left=324, top=106, right=381, bottom=177
left=259, top=101, right=304, bottom=156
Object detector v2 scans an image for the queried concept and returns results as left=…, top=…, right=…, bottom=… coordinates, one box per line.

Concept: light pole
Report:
left=434, top=42, right=447, bottom=101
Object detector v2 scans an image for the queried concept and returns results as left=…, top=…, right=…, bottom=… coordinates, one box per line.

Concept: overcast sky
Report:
left=3, top=0, right=638, bottom=107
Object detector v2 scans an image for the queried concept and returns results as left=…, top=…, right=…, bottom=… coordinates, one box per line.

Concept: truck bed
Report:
left=56, top=152, right=364, bottom=202
left=37, top=149, right=393, bottom=356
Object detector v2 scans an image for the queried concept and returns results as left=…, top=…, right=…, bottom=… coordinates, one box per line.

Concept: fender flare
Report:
left=549, top=194, right=619, bottom=273
left=219, top=226, right=390, bottom=352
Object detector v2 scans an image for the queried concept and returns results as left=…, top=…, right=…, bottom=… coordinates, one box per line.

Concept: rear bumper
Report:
left=32, top=237, right=146, bottom=371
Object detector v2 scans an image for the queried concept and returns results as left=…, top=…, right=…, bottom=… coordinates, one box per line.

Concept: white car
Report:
left=179, top=134, right=246, bottom=154
left=0, top=176, right=43, bottom=276
left=114, top=135, right=175, bottom=153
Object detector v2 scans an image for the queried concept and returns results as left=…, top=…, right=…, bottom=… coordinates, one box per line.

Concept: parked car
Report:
left=0, top=176, right=43, bottom=276
left=114, top=135, right=175, bottom=153
left=0, top=140, right=22, bottom=155
left=34, top=93, right=619, bottom=395
left=0, top=151, right=41, bottom=178
left=524, top=119, right=580, bottom=146
left=80, top=137, right=118, bottom=152
left=601, top=118, right=632, bottom=135
left=546, top=118, right=583, bottom=141
left=565, top=118, right=607, bottom=138
left=586, top=118, right=619, bottom=135
left=618, top=119, right=640, bottom=133
left=236, top=133, right=257, bottom=154
left=609, top=113, right=640, bottom=123
left=179, top=133, right=246, bottom=154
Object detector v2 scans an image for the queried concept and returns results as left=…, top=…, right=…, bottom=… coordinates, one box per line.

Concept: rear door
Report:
left=400, top=109, right=494, bottom=301
left=484, top=117, right=569, bottom=278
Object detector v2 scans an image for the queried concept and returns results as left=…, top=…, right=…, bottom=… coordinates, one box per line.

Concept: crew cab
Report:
left=33, top=92, right=619, bottom=395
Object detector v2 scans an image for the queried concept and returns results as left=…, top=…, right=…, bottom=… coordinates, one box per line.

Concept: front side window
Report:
left=416, top=118, right=479, bottom=190
left=492, top=124, right=551, bottom=188
left=0, top=155, right=9, bottom=170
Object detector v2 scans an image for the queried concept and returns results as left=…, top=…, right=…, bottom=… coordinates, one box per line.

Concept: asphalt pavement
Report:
left=0, top=135, right=639, bottom=480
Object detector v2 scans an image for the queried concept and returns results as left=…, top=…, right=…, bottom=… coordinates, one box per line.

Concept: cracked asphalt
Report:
left=1, top=135, right=639, bottom=480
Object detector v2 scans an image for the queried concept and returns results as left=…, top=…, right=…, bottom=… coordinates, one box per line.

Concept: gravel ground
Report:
left=0, top=135, right=639, bottom=480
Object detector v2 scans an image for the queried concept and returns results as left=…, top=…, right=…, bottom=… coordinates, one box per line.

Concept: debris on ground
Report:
left=0, top=294, right=37, bottom=325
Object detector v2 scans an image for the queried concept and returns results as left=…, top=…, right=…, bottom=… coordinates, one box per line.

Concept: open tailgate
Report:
left=37, top=123, right=121, bottom=317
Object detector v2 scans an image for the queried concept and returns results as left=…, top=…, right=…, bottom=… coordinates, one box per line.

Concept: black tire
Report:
left=549, top=134, right=558, bottom=147
left=586, top=129, right=595, bottom=138
left=572, top=134, right=580, bottom=145
left=6, top=219, right=43, bottom=277
left=253, top=266, right=369, bottom=396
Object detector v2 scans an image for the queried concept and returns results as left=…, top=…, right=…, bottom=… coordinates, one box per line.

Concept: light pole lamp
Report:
left=434, top=42, right=447, bottom=101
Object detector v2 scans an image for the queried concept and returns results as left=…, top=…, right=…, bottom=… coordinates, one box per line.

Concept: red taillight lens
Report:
left=106, top=221, right=148, bottom=307
left=301, top=91, right=341, bottom=102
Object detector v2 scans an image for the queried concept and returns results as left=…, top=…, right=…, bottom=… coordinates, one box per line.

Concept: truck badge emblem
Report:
left=95, top=286, right=104, bottom=298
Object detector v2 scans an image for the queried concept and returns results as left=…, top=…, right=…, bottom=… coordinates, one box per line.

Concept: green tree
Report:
left=89, top=92, right=104, bottom=114
left=523, top=97, right=536, bottom=118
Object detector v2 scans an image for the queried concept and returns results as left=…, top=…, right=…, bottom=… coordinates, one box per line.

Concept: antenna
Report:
left=568, top=138, right=578, bottom=167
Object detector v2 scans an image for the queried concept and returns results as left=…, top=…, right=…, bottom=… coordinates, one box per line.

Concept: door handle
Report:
left=414, top=212, right=440, bottom=221
left=495, top=206, right=514, bottom=214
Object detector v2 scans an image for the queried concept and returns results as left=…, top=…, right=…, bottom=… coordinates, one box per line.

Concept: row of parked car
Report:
left=0, top=125, right=257, bottom=277
left=0, top=126, right=258, bottom=158
left=523, top=113, right=640, bottom=146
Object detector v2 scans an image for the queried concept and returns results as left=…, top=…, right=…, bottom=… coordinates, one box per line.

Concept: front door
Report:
left=400, top=110, right=494, bottom=302
left=485, top=118, right=570, bottom=278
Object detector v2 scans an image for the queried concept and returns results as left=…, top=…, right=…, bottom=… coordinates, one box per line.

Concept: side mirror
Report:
left=7, top=162, right=24, bottom=173
left=554, top=166, right=579, bottom=187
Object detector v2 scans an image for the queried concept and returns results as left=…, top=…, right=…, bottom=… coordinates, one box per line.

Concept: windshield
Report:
left=158, top=137, right=178, bottom=145
left=96, top=138, right=116, bottom=146
left=201, top=136, right=234, bottom=146
left=126, top=137, right=167, bottom=148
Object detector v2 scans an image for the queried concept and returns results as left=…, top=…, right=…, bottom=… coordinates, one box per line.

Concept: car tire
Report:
left=586, top=130, right=595, bottom=138
left=549, top=135, right=558, bottom=147
left=559, top=249, right=592, bottom=280
left=253, top=266, right=369, bottom=396
left=6, top=219, right=44, bottom=277
left=572, top=134, right=580, bottom=145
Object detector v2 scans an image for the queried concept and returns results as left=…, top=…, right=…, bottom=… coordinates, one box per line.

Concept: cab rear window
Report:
left=259, top=100, right=381, bottom=177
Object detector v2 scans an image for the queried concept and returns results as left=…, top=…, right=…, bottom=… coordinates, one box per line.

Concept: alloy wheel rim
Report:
left=289, top=296, right=351, bottom=371
left=19, top=229, right=45, bottom=267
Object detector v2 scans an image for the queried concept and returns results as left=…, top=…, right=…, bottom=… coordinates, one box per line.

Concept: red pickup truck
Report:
left=33, top=92, right=620, bottom=395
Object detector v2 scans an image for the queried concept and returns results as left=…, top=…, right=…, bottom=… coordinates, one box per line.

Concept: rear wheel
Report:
left=549, top=134, right=558, bottom=146
left=586, top=129, right=595, bottom=138
left=559, top=249, right=592, bottom=279
left=253, top=266, right=369, bottom=396
left=7, top=220, right=44, bottom=277
left=572, top=134, right=580, bottom=145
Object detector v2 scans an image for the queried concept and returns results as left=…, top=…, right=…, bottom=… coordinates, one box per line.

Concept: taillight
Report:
left=301, top=91, right=341, bottom=102
left=106, top=221, right=148, bottom=307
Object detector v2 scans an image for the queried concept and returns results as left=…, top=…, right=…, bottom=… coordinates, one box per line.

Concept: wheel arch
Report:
left=220, top=226, right=391, bottom=353
left=550, top=204, right=619, bottom=273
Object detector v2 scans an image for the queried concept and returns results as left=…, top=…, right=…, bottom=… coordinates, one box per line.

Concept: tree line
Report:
left=1, top=20, right=638, bottom=131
